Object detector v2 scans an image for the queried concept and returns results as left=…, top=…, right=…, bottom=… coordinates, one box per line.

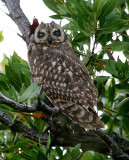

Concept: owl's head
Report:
left=34, top=21, right=66, bottom=45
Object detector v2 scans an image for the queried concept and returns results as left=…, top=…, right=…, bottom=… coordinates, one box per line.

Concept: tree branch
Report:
left=0, top=107, right=129, bottom=158
left=1, top=92, right=129, bottom=157
left=0, top=92, right=57, bottom=114
left=95, top=130, right=129, bottom=160
left=0, top=110, right=48, bottom=143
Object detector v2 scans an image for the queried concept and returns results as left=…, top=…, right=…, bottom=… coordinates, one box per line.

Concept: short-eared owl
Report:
left=28, top=21, right=104, bottom=130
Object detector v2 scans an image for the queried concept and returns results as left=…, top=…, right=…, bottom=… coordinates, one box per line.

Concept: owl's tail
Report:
left=56, top=101, right=104, bottom=130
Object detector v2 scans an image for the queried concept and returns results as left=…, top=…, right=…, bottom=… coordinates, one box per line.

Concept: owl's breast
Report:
left=29, top=49, right=49, bottom=85
left=29, top=46, right=97, bottom=109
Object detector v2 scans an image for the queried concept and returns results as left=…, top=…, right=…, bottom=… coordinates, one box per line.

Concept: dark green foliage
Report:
left=42, top=0, right=129, bottom=143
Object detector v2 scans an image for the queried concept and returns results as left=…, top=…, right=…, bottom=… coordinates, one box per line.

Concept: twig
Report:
left=103, top=105, right=129, bottom=118
left=106, top=51, right=115, bottom=61
left=86, top=34, right=96, bottom=66
left=113, top=31, right=125, bottom=43
left=102, top=105, right=116, bottom=113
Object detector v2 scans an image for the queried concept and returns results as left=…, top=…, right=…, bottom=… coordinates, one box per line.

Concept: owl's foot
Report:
left=36, top=85, right=43, bottom=103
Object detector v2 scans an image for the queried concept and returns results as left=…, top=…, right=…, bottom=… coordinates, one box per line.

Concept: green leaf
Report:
left=105, top=60, right=118, bottom=77
left=0, top=31, right=4, bottom=42
left=80, top=151, right=93, bottom=160
left=71, top=144, right=81, bottom=159
left=46, top=133, right=51, bottom=155
left=101, top=18, right=128, bottom=33
left=73, top=33, right=89, bottom=43
left=95, top=76, right=110, bottom=83
left=93, top=0, right=104, bottom=17
left=115, top=83, right=129, bottom=94
left=18, top=82, right=38, bottom=102
left=116, top=97, right=129, bottom=116
left=37, top=150, right=47, bottom=160
left=82, top=54, right=92, bottom=65
left=0, top=73, right=9, bottom=83
left=101, top=0, right=116, bottom=17
left=12, top=52, right=24, bottom=64
left=23, top=115, right=36, bottom=130
left=50, top=14, right=63, bottom=19
left=42, top=0, right=58, bottom=13
left=101, top=114, right=110, bottom=124
left=0, top=124, right=8, bottom=130
left=57, top=4, right=69, bottom=14
left=56, top=146, right=63, bottom=158
left=28, top=86, right=40, bottom=99
left=108, top=85, right=115, bottom=105
left=122, top=116, right=129, bottom=135
left=94, top=152, right=109, bottom=160
left=6, top=154, right=25, bottom=160
left=14, top=63, right=31, bottom=77
left=5, top=65, right=22, bottom=91
left=106, top=41, right=129, bottom=52
left=20, top=153, right=35, bottom=160
left=34, top=118, right=46, bottom=132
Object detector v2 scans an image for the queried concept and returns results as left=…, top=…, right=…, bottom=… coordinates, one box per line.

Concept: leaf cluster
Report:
left=42, top=0, right=129, bottom=138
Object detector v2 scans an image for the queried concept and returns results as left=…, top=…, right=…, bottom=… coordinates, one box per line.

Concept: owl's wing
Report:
left=51, top=47, right=103, bottom=129
left=55, top=46, right=98, bottom=100
left=63, top=47, right=91, bottom=81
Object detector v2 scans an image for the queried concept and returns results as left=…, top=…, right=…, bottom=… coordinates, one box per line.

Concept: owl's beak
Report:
left=48, top=35, right=52, bottom=44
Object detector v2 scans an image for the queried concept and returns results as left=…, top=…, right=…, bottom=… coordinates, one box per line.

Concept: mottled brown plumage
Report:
left=28, top=21, right=104, bottom=130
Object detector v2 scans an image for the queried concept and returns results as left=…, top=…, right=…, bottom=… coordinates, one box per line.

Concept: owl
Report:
left=28, top=21, right=104, bottom=130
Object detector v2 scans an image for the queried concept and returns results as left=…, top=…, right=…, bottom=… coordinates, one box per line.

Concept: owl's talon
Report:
left=36, top=85, right=43, bottom=103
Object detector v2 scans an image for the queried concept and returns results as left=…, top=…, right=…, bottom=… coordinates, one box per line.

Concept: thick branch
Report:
left=0, top=91, right=129, bottom=158
left=0, top=92, right=57, bottom=114
left=0, top=110, right=48, bottom=143
left=95, top=130, right=129, bottom=160
left=0, top=108, right=129, bottom=157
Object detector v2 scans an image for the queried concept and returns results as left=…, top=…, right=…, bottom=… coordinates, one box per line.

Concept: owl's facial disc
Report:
left=51, top=28, right=64, bottom=43
left=34, top=28, right=48, bottom=43
left=34, top=21, right=65, bottom=45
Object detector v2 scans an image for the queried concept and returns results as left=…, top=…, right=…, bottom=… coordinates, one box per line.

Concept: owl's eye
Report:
left=37, top=31, right=45, bottom=39
left=53, top=29, right=61, bottom=37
